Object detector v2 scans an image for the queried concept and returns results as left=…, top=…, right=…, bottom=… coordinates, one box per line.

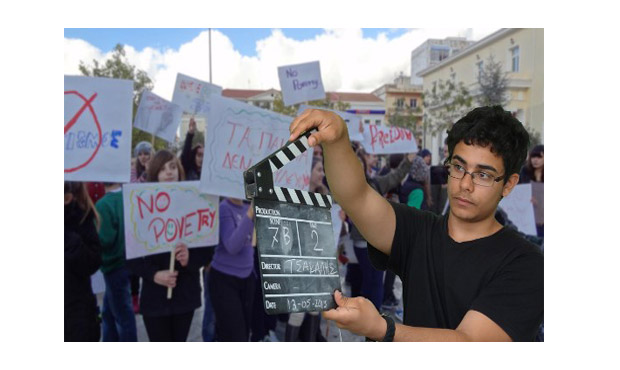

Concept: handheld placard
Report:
left=244, top=129, right=341, bottom=315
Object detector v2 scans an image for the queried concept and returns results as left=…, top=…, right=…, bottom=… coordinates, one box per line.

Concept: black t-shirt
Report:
left=368, top=202, right=544, bottom=341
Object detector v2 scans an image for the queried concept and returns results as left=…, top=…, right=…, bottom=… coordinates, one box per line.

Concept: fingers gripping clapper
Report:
left=243, top=129, right=341, bottom=315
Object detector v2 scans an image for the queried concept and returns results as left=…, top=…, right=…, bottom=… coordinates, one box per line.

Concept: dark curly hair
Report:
left=445, top=106, right=530, bottom=183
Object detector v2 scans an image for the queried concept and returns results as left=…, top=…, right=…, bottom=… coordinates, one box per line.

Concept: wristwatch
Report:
left=365, top=313, right=396, bottom=342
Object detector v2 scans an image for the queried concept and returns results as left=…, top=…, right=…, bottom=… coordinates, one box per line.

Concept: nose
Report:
left=459, top=171, right=475, bottom=192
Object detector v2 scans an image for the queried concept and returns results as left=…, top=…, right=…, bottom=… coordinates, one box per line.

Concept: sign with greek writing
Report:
left=200, top=95, right=313, bottom=199
left=64, top=75, right=133, bottom=182
left=171, top=73, right=222, bottom=117
left=297, top=105, right=364, bottom=142
left=498, top=183, right=537, bottom=236
left=278, top=61, right=326, bottom=106
left=134, top=90, right=183, bottom=143
left=122, top=181, right=219, bottom=260
left=361, top=123, right=418, bottom=154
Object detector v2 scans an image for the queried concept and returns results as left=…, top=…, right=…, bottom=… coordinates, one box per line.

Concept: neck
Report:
left=534, top=167, right=543, bottom=181
left=447, top=210, right=502, bottom=243
left=105, top=184, right=121, bottom=192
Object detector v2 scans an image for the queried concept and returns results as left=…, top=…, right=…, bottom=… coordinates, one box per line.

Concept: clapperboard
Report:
left=244, top=129, right=341, bottom=315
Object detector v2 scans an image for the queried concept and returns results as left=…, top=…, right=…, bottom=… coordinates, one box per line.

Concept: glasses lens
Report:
left=472, top=174, right=494, bottom=187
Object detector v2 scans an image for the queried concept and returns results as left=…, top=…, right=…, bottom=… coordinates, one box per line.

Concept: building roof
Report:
left=221, top=89, right=383, bottom=103
left=417, top=28, right=515, bottom=77
left=327, top=92, right=383, bottom=102
left=221, top=89, right=271, bottom=99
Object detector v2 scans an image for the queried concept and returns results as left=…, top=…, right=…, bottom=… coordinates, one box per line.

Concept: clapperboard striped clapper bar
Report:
left=244, top=128, right=341, bottom=315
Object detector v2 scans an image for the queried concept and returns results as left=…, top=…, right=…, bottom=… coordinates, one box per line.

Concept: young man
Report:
left=288, top=106, right=543, bottom=342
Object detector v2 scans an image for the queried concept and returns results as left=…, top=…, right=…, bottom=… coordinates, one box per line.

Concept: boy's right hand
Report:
left=154, top=270, right=178, bottom=288
left=289, top=109, right=348, bottom=147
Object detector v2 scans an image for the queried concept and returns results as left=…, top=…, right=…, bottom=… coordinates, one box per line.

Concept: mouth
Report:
left=453, top=196, right=475, bottom=206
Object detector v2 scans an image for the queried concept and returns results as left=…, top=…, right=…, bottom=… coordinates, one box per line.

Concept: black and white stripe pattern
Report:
left=268, top=130, right=315, bottom=173
left=273, top=186, right=333, bottom=209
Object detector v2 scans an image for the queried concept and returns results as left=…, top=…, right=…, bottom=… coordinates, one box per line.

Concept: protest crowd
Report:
left=65, top=71, right=544, bottom=342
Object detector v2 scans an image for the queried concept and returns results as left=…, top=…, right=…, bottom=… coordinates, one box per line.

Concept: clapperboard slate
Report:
left=244, top=129, right=341, bottom=315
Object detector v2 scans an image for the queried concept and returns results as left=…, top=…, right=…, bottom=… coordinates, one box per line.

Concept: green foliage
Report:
left=422, top=78, right=473, bottom=136
left=387, top=100, right=422, bottom=133
left=477, top=54, right=509, bottom=107
left=78, top=44, right=168, bottom=152
left=272, top=94, right=299, bottom=117
left=524, top=125, right=542, bottom=150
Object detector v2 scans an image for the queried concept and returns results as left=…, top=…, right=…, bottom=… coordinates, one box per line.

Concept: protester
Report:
left=128, top=150, right=208, bottom=341
left=180, top=117, right=204, bottom=181
left=289, top=106, right=543, bottom=341
left=131, top=141, right=153, bottom=183
left=208, top=196, right=256, bottom=341
left=349, top=146, right=413, bottom=311
left=65, top=182, right=102, bottom=342
left=95, top=182, right=138, bottom=341
left=518, top=144, right=544, bottom=238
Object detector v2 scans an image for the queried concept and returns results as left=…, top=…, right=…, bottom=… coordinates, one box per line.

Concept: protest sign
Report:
left=64, top=75, right=132, bottom=182
left=200, top=95, right=313, bottom=199
left=361, top=123, right=418, bottom=154
left=133, top=90, right=183, bottom=143
left=122, top=181, right=219, bottom=260
left=498, top=183, right=537, bottom=236
left=171, top=73, right=222, bottom=117
left=330, top=203, right=344, bottom=251
left=297, top=104, right=364, bottom=142
left=531, top=182, right=544, bottom=226
left=278, top=61, right=326, bottom=106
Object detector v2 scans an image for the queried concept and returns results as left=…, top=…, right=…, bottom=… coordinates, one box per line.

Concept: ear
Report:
left=501, top=173, right=520, bottom=198
left=64, top=193, right=74, bottom=205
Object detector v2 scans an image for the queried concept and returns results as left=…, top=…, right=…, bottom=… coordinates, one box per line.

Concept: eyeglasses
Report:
left=446, top=163, right=504, bottom=187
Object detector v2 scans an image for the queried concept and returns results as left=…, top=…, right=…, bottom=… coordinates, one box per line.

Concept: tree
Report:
left=78, top=44, right=169, bottom=151
left=422, top=78, right=473, bottom=137
left=477, top=54, right=509, bottom=107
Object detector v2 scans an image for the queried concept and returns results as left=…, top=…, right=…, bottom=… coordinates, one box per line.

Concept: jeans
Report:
left=102, top=266, right=137, bottom=342
left=201, top=269, right=216, bottom=342
left=354, top=245, right=384, bottom=311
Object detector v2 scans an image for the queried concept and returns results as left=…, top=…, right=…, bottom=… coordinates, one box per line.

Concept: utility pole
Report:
left=209, top=28, right=212, bottom=83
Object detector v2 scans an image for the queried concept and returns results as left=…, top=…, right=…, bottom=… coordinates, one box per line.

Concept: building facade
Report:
left=417, top=28, right=544, bottom=164
left=372, top=73, right=423, bottom=135
left=410, top=37, right=475, bottom=86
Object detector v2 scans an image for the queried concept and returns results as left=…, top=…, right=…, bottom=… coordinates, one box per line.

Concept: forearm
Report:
left=392, top=324, right=472, bottom=342
left=322, top=138, right=369, bottom=208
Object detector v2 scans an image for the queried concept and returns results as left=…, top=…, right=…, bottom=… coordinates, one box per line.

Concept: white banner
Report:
left=122, top=181, right=219, bottom=260
left=171, top=73, right=222, bottom=117
left=498, top=183, right=537, bottom=236
left=278, top=61, right=326, bottom=106
left=330, top=203, right=343, bottom=251
left=200, top=95, right=313, bottom=199
left=133, top=90, right=183, bottom=143
left=64, top=76, right=133, bottom=182
left=361, top=123, right=418, bottom=154
left=297, top=105, right=364, bottom=142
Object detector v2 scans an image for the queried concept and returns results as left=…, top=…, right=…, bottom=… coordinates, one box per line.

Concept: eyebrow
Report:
left=452, top=155, right=499, bottom=174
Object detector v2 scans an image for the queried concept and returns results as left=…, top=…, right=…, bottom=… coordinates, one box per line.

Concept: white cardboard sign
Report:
left=278, top=61, right=326, bottom=106
left=64, top=75, right=133, bottom=182
left=133, top=90, right=183, bottom=143
left=297, top=105, right=364, bottom=142
left=361, top=123, right=418, bottom=154
left=171, top=73, right=222, bottom=117
left=122, top=181, right=220, bottom=260
left=498, top=183, right=537, bottom=236
left=200, top=95, right=313, bottom=199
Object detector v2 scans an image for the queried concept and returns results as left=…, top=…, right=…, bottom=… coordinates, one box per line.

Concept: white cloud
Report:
left=64, top=28, right=499, bottom=100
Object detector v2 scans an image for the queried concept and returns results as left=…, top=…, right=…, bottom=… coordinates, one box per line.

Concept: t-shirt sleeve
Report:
left=367, top=201, right=430, bottom=276
left=470, top=249, right=544, bottom=342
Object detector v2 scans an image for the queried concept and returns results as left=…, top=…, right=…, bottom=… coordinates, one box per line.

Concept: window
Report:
left=430, top=46, right=450, bottom=63
left=375, top=119, right=381, bottom=125
left=396, top=98, right=405, bottom=108
left=364, top=119, right=370, bottom=124
left=511, top=46, right=520, bottom=72
left=476, top=61, right=484, bottom=78
left=410, top=99, right=417, bottom=108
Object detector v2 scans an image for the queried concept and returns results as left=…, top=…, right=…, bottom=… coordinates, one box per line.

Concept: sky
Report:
left=64, top=28, right=499, bottom=100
